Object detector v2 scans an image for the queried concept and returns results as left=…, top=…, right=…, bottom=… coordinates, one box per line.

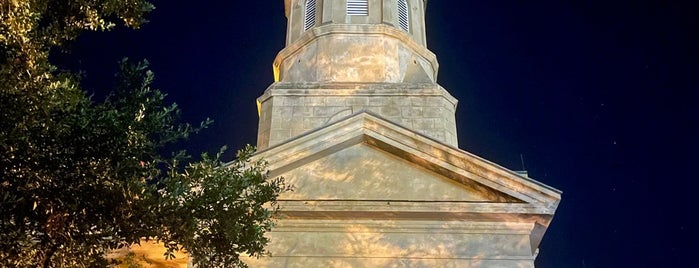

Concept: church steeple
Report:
left=243, top=3, right=561, bottom=267
left=258, top=0, right=456, bottom=149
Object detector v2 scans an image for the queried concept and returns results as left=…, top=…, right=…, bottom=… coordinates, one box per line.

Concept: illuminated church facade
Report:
left=245, top=0, right=561, bottom=267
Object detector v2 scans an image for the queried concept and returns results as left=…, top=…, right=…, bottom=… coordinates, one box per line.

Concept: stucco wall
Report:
left=256, top=84, right=458, bottom=149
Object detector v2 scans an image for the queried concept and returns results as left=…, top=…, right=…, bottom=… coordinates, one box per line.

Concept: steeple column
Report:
left=259, top=0, right=457, bottom=150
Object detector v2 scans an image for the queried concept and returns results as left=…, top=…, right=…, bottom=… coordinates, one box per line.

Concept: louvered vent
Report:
left=397, top=0, right=409, bottom=32
left=304, top=0, right=317, bottom=31
left=347, top=0, right=368, bottom=16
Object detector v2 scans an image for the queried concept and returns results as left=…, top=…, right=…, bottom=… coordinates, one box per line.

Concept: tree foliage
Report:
left=1, top=1, right=289, bottom=267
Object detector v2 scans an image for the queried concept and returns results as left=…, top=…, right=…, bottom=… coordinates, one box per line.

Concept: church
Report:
left=242, top=0, right=561, bottom=267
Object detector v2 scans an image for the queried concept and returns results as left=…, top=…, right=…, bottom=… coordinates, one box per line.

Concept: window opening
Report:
left=347, top=0, right=369, bottom=16
left=398, top=0, right=409, bottom=32
left=304, top=0, right=317, bottom=31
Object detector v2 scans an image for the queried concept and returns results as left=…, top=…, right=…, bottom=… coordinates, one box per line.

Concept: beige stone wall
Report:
left=243, top=220, right=536, bottom=268
left=264, top=0, right=447, bottom=150
left=277, top=143, right=488, bottom=201
left=257, top=84, right=458, bottom=149
left=275, top=24, right=437, bottom=84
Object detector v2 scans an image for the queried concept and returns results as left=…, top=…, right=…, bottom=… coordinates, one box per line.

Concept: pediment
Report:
left=277, top=142, right=516, bottom=202
left=251, top=111, right=561, bottom=252
left=254, top=111, right=561, bottom=215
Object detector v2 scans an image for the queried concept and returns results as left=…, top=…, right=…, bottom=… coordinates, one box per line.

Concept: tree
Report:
left=1, top=1, right=290, bottom=267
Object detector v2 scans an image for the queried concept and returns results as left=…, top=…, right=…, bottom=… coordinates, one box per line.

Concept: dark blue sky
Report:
left=60, top=0, right=698, bottom=267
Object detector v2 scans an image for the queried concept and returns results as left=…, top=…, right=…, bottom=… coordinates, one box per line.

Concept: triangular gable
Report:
left=251, top=111, right=562, bottom=253
left=254, top=111, right=561, bottom=212
left=277, top=142, right=517, bottom=202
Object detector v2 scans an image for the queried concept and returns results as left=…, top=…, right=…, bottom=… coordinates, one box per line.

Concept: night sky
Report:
left=57, top=0, right=698, bottom=267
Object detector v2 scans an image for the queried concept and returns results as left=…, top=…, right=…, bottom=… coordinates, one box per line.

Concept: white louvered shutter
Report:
left=397, top=0, right=409, bottom=32
left=347, top=0, right=368, bottom=16
left=304, top=0, right=317, bottom=31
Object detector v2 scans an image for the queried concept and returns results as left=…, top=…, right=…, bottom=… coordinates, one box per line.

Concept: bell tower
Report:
left=258, top=0, right=459, bottom=149
left=246, top=1, right=561, bottom=267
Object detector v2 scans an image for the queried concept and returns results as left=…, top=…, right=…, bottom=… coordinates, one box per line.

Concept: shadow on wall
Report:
left=240, top=141, right=538, bottom=267
left=278, top=142, right=506, bottom=202
left=243, top=219, right=535, bottom=267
